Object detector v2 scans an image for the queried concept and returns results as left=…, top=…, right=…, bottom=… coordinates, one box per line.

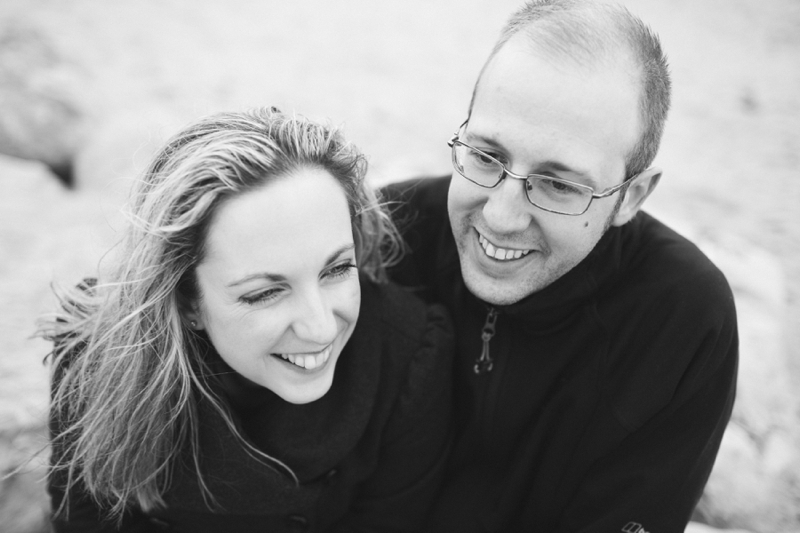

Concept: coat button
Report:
left=324, top=468, right=338, bottom=484
left=148, top=516, right=171, bottom=529
left=287, top=514, right=309, bottom=530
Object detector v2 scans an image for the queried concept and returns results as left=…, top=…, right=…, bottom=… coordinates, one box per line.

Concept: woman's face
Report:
left=190, top=167, right=361, bottom=404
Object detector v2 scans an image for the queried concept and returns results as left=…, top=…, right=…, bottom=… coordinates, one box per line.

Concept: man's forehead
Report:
left=492, top=31, right=639, bottom=86
left=467, top=40, right=640, bottom=184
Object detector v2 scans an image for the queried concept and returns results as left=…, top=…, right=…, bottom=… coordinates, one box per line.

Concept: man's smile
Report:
left=476, top=230, right=533, bottom=261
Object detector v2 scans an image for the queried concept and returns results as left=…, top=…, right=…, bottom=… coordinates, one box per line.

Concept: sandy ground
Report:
left=0, top=0, right=798, bottom=531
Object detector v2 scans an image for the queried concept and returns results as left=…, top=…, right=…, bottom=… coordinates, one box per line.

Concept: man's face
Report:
left=447, top=37, right=643, bottom=306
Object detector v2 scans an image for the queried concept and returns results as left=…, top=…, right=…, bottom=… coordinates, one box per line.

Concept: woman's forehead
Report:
left=198, top=169, right=354, bottom=284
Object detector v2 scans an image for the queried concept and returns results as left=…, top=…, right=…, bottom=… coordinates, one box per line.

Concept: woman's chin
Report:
left=265, top=357, right=338, bottom=404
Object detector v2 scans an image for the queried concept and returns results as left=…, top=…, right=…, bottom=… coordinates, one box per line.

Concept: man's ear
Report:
left=611, top=167, right=662, bottom=227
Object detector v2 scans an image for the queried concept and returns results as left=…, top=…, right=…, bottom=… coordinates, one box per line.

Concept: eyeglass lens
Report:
left=453, top=143, right=592, bottom=215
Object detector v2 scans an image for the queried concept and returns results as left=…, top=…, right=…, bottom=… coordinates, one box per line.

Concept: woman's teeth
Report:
left=478, top=234, right=531, bottom=261
left=276, top=346, right=332, bottom=370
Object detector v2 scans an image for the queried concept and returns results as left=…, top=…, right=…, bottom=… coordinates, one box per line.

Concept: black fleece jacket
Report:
left=384, top=176, right=738, bottom=533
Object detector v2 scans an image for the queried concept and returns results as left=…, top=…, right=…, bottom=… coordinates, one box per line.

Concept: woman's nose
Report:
left=291, top=288, right=338, bottom=345
left=482, top=176, right=535, bottom=234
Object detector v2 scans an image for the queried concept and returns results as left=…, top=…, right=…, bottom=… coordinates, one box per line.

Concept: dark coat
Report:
left=384, top=176, right=738, bottom=533
left=49, top=278, right=454, bottom=533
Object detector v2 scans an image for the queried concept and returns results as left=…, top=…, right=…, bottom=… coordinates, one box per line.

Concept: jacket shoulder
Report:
left=602, top=214, right=738, bottom=430
left=382, top=176, right=457, bottom=297
left=381, top=175, right=450, bottom=214
left=359, top=278, right=453, bottom=357
left=382, top=176, right=450, bottom=236
left=624, top=213, right=736, bottom=326
left=357, top=278, right=454, bottom=444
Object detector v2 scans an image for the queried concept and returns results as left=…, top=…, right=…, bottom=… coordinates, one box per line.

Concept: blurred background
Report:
left=0, top=0, right=798, bottom=531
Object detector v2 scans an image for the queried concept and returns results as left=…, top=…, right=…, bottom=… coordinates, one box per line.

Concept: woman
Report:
left=41, top=107, right=453, bottom=532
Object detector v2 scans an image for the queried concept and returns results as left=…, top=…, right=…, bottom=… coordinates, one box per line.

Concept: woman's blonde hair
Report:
left=41, top=107, right=402, bottom=520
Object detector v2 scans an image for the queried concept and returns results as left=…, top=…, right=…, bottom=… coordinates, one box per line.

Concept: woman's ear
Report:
left=178, top=290, right=205, bottom=331
left=611, top=167, right=662, bottom=227
left=182, top=310, right=205, bottom=331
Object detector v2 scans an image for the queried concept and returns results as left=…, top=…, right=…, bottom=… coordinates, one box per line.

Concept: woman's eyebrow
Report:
left=227, top=243, right=356, bottom=288
left=227, top=272, right=284, bottom=288
left=324, top=243, right=356, bottom=265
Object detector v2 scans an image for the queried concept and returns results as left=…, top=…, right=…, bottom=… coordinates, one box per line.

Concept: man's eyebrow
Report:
left=226, top=243, right=356, bottom=288
left=540, top=160, right=597, bottom=186
left=463, top=130, right=505, bottom=151
left=464, top=131, right=597, bottom=185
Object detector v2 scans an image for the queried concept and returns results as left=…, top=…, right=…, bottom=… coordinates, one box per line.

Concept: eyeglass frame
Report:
left=447, top=120, right=639, bottom=216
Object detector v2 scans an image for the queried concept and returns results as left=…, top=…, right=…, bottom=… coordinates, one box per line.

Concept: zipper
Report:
left=474, top=307, right=498, bottom=374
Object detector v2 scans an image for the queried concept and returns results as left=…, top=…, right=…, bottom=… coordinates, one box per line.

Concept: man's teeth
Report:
left=278, top=346, right=332, bottom=369
left=478, top=234, right=531, bottom=261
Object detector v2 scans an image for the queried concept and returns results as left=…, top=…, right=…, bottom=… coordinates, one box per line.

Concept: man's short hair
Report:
left=469, top=0, right=671, bottom=178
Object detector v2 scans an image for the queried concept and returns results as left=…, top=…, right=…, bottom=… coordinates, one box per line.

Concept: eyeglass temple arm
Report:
left=447, top=120, right=470, bottom=147
left=591, top=173, right=640, bottom=199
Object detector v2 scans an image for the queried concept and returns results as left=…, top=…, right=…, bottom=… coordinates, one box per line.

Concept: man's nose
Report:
left=482, top=175, right=535, bottom=234
left=291, top=288, right=338, bottom=345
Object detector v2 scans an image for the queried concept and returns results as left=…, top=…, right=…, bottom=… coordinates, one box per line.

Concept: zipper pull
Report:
left=474, top=307, right=498, bottom=374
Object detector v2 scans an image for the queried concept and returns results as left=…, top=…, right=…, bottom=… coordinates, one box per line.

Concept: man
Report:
left=384, top=1, right=738, bottom=531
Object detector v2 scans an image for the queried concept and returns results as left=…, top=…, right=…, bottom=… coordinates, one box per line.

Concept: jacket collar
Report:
left=447, top=215, right=637, bottom=330
left=164, top=281, right=384, bottom=513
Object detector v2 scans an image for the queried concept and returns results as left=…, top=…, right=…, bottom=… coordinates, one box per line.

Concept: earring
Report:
left=190, top=320, right=198, bottom=329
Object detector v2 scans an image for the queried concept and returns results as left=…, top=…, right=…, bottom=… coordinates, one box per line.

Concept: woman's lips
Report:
left=271, top=345, right=332, bottom=370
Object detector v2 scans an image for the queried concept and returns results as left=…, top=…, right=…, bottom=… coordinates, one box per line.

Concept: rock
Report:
left=688, top=234, right=800, bottom=533
left=685, top=521, right=754, bottom=533
left=0, top=426, right=50, bottom=533
left=762, top=430, right=797, bottom=476
left=71, top=107, right=187, bottom=209
left=0, top=155, right=115, bottom=533
left=0, top=155, right=115, bottom=435
left=0, top=20, right=86, bottom=184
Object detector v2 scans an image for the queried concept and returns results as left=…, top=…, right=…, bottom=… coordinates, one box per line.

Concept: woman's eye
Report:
left=240, top=288, right=282, bottom=305
left=324, top=261, right=357, bottom=280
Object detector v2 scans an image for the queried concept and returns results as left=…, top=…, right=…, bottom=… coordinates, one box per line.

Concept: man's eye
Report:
left=468, top=148, right=499, bottom=167
left=540, top=178, right=583, bottom=195
left=477, top=153, right=495, bottom=165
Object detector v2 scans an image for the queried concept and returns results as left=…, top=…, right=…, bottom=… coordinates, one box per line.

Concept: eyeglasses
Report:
left=447, top=121, right=635, bottom=216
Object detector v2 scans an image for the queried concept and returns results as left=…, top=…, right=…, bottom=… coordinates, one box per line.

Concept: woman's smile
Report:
left=270, top=345, right=333, bottom=371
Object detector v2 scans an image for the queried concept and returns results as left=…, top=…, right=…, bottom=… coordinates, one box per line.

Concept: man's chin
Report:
left=461, top=263, right=533, bottom=306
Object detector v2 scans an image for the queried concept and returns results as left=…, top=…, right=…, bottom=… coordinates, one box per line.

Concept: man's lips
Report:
left=270, top=345, right=332, bottom=370
left=476, top=231, right=533, bottom=261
